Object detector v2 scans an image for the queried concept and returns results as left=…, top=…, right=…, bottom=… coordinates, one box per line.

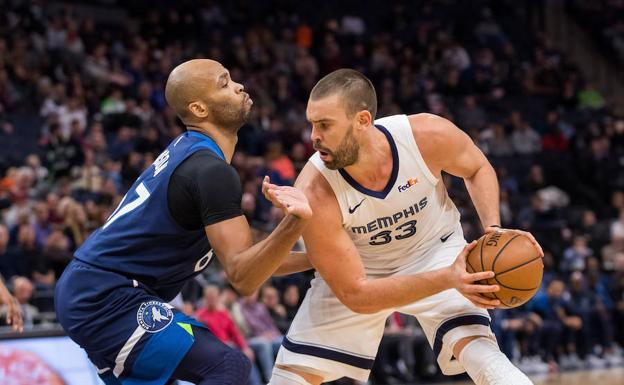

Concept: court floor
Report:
left=431, top=367, right=624, bottom=385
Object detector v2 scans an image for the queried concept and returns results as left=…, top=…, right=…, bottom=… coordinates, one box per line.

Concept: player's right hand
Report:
left=262, top=176, right=313, bottom=220
left=448, top=241, right=501, bottom=309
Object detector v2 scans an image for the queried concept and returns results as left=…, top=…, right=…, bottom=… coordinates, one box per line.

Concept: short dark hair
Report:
left=310, top=69, right=377, bottom=119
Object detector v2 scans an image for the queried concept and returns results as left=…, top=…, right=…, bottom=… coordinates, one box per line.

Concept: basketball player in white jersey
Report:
left=263, top=69, right=543, bottom=385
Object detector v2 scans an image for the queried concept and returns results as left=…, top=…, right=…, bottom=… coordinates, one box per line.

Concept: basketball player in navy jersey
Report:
left=55, top=59, right=312, bottom=385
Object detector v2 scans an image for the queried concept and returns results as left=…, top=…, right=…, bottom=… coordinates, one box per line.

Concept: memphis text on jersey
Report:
left=351, top=197, right=428, bottom=246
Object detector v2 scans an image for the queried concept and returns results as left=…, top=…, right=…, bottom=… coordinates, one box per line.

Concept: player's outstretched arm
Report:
left=298, top=163, right=499, bottom=314
left=408, top=113, right=543, bottom=257
left=205, top=186, right=312, bottom=296
left=0, top=276, right=23, bottom=332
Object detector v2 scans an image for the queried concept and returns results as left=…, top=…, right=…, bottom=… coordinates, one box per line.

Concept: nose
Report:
left=235, top=82, right=244, bottom=93
left=310, top=126, right=321, bottom=143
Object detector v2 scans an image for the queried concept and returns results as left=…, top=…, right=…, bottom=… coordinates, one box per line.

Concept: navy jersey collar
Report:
left=338, top=124, right=399, bottom=199
left=186, top=130, right=225, bottom=160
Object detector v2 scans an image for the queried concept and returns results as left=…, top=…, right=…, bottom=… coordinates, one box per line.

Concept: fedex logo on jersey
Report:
left=397, top=178, right=418, bottom=192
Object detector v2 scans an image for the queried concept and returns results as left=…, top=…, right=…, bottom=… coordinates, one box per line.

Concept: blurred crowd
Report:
left=568, top=0, right=624, bottom=64
left=1, top=0, right=624, bottom=383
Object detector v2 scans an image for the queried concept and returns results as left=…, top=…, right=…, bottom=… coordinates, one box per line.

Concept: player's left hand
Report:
left=262, top=176, right=313, bottom=220
left=484, top=226, right=544, bottom=257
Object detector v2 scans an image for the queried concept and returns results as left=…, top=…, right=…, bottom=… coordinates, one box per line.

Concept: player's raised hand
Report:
left=484, top=226, right=544, bottom=257
left=262, top=176, right=313, bottom=220
left=448, top=241, right=501, bottom=309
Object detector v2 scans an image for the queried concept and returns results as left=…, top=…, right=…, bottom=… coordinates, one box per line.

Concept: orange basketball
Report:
left=466, top=230, right=543, bottom=308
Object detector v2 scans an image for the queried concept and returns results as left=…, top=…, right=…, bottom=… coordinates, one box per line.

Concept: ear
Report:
left=355, top=110, right=372, bottom=129
left=188, top=101, right=209, bottom=118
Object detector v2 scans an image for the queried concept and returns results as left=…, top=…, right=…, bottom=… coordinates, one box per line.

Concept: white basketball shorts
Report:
left=275, top=229, right=495, bottom=382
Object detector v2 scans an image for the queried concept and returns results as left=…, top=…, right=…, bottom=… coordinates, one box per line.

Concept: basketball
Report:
left=466, top=230, right=543, bottom=308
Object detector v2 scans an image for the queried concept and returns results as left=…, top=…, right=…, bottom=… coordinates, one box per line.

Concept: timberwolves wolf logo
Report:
left=137, top=301, right=173, bottom=332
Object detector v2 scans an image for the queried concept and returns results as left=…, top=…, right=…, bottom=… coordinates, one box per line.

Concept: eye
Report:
left=222, top=81, right=228, bottom=88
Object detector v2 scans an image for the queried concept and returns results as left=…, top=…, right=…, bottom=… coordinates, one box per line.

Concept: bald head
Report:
left=165, top=59, right=223, bottom=121
left=165, top=59, right=252, bottom=130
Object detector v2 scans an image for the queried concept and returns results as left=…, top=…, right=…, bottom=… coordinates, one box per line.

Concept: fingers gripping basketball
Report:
left=466, top=230, right=543, bottom=308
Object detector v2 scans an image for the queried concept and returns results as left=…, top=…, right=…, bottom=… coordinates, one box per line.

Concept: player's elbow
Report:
left=228, top=277, right=258, bottom=297
left=231, top=282, right=256, bottom=297
left=226, top=271, right=258, bottom=297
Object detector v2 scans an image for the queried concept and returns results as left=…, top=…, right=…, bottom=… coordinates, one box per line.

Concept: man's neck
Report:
left=343, top=126, right=393, bottom=191
left=186, top=123, right=238, bottom=163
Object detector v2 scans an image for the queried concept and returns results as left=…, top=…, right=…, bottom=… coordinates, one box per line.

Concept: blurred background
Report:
left=0, top=0, right=623, bottom=384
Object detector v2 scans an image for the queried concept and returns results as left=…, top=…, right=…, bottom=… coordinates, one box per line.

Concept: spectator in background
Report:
left=528, top=279, right=582, bottom=370
left=0, top=274, right=22, bottom=332
left=0, top=276, right=38, bottom=327
left=6, top=221, right=43, bottom=280
left=480, top=123, right=514, bottom=158
left=456, top=95, right=487, bottom=131
left=611, top=209, right=624, bottom=241
left=59, top=198, right=88, bottom=249
left=282, top=284, right=300, bottom=323
left=239, top=290, right=283, bottom=382
left=33, top=202, right=51, bottom=249
left=490, top=308, right=539, bottom=364
left=260, top=285, right=290, bottom=334
left=510, top=111, right=541, bottom=155
left=43, top=123, right=83, bottom=180
left=221, top=284, right=251, bottom=338
left=612, top=258, right=624, bottom=347
left=561, top=235, right=593, bottom=273
left=566, top=271, right=592, bottom=364
left=264, top=140, right=295, bottom=186
left=195, top=285, right=262, bottom=385
left=578, top=83, right=605, bottom=110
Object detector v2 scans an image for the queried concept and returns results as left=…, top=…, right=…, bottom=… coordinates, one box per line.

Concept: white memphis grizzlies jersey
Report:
left=310, top=114, right=461, bottom=274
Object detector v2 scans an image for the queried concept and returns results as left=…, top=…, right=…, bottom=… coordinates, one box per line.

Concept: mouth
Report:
left=317, top=149, right=330, bottom=161
left=244, top=93, right=253, bottom=105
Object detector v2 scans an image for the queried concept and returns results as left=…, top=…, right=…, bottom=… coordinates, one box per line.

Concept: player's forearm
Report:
left=340, top=268, right=453, bottom=314
left=464, top=162, right=500, bottom=229
left=273, top=251, right=313, bottom=276
left=228, top=215, right=308, bottom=295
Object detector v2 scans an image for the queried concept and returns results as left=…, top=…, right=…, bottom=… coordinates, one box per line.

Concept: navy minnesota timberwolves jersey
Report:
left=75, top=131, right=225, bottom=300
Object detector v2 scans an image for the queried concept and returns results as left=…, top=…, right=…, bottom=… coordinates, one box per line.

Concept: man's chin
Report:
left=323, top=160, right=339, bottom=170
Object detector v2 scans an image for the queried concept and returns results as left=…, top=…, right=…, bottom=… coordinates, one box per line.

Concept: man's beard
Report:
left=315, top=125, right=360, bottom=170
left=210, top=98, right=251, bottom=133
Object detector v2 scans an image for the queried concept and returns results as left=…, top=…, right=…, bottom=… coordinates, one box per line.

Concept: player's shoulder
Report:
left=407, top=113, right=462, bottom=148
left=295, top=162, right=331, bottom=200
left=175, top=149, right=236, bottom=180
left=295, top=162, right=340, bottom=217
left=407, top=113, right=453, bottom=134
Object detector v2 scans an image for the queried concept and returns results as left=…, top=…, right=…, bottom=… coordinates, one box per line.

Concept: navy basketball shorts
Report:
left=55, top=259, right=248, bottom=385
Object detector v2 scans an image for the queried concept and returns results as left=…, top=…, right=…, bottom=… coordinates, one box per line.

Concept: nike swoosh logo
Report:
left=348, top=198, right=366, bottom=214
left=440, top=232, right=454, bottom=243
